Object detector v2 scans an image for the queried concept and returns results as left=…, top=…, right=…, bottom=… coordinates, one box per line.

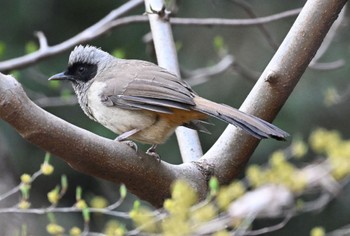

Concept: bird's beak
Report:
left=48, top=72, right=71, bottom=81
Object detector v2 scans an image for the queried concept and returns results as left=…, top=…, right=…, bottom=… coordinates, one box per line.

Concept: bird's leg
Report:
left=115, top=129, right=140, bottom=151
left=146, top=144, right=161, bottom=162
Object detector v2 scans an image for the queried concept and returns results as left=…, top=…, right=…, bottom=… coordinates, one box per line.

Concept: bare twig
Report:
left=0, top=0, right=144, bottom=72
left=230, top=0, right=279, bottom=50
left=245, top=213, right=293, bottom=236
left=34, top=31, right=48, bottom=51
left=184, top=55, right=235, bottom=87
left=169, top=8, right=301, bottom=26
left=310, top=6, right=346, bottom=65
left=0, top=170, right=42, bottom=202
left=0, top=7, right=301, bottom=72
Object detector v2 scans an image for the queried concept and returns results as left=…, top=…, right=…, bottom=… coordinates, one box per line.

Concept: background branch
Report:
left=0, top=0, right=144, bottom=72
left=145, top=0, right=204, bottom=162
left=0, top=7, right=301, bottom=72
left=200, top=0, right=348, bottom=184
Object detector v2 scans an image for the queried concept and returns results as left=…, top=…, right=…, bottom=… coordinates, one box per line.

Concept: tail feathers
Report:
left=193, top=97, right=289, bottom=140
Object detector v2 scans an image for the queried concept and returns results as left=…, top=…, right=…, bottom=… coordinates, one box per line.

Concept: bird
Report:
left=49, top=45, right=288, bottom=157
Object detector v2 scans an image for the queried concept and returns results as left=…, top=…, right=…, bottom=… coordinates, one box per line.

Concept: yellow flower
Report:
left=18, top=200, right=31, bottom=209
left=171, top=180, right=197, bottom=207
left=217, top=181, right=245, bottom=210
left=310, top=226, right=325, bottom=236
left=69, top=227, right=81, bottom=236
left=75, top=199, right=88, bottom=209
left=291, top=139, right=308, bottom=158
left=20, top=174, right=31, bottom=184
left=246, top=165, right=264, bottom=187
left=41, top=162, right=54, bottom=175
left=47, top=189, right=60, bottom=205
left=46, top=223, right=65, bottom=235
left=191, top=203, right=217, bottom=223
left=162, top=216, right=190, bottom=236
left=90, top=196, right=108, bottom=209
left=213, top=230, right=230, bottom=236
left=130, top=207, right=157, bottom=233
left=309, top=128, right=341, bottom=154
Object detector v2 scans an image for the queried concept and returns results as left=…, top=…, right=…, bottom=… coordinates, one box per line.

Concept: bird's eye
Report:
left=78, top=66, right=86, bottom=73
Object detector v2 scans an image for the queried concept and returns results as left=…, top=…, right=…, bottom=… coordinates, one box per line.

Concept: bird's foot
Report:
left=146, top=144, right=161, bottom=162
left=122, top=140, right=138, bottom=152
left=115, top=137, right=138, bottom=152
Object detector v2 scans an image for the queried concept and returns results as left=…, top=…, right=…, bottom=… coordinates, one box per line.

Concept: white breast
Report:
left=86, top=81, right=156, bottom=135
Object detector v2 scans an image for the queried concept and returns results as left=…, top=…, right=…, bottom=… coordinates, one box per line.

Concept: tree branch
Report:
left=200, top=0, right=348, bottom=184
left=0, top=0, right=144, bottom=72
left=0, top=7, right=301, bottom=72
left=0, top=0, right=346, bottom=208
left=0, top=73, right=207, bottom=207
left=145, top=0, right=204, bottom=162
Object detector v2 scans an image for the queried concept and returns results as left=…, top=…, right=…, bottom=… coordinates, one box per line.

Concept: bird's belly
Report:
left=86, top=82, right=175, bottom=144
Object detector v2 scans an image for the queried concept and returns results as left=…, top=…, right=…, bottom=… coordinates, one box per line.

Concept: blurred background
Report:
left=0, top=0, right=349, bottom=235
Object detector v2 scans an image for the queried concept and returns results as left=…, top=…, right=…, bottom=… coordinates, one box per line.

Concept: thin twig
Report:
left=244, top=212, right=293, bottom=236
left=0, top=0, right=144, bottom=72
left=0, top=206, right=130, bottom=218
left=230, top=0, right=279, bottom=50
left=0, top=170, right=42, bottom=202
left=310, top=6, right=346, bottom=66
left=184, top=55, right=234, bottom=87
left=0, top=7, right=301, bottom=72
left=169, top=8, right=301, bottom=26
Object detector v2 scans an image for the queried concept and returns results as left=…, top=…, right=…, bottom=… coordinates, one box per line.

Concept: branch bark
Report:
left=0, top=73, right=207, bottom=207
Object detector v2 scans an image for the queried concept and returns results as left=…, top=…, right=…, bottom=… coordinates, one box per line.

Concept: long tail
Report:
left=193, top=96, right=289, bottom=140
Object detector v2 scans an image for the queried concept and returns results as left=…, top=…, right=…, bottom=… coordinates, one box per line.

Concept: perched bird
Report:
left=49, top=45, right=288, bottom=156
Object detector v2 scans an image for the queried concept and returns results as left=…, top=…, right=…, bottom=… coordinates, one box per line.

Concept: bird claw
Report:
left=146, top=145, right=161, bottom=162
left=115, top=139, right=138, bottom=152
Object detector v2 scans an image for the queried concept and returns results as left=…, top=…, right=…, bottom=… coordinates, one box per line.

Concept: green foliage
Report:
left=0, top=41, right=6, bottom=58
left=112, top=48, right=126, bottom=59
left=25, top=41, right=38, bottom=54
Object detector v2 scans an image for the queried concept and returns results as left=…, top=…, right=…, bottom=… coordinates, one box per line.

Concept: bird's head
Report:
left=49, top=45, right=113, bottom=88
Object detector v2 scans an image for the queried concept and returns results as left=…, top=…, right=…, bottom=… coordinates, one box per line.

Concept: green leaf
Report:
left=76, top=186, right=82, bottom=201
left=82, top=208, right=90, bottom=223
left=47, top=212, right=56, bottom=223
left=61, top=175, right=68, bottom=192
left=213, top=36, right=224, bottom=51
left=119, top=184, right=127, bottom=199
left=0, top=41, right=6, bottom=58
left=209, top=176, right=219, bottom=196
left=133, top=200, right=140, bottom=211
left=48, top=80, right=61, bottom=90
left=44, top=152, right=51, bottom=163
left=112, top=48, right=126, bottom=59
left=25, top=41, right=38, bottom=54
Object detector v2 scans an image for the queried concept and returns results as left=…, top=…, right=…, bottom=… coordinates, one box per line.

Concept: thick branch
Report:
left=200, top=0, right=348, bottom=184
left=0, top=73, right=207, bottom=207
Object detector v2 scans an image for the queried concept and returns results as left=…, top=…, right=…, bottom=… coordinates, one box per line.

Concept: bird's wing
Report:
left=100, top=60, right=196, bottom=114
